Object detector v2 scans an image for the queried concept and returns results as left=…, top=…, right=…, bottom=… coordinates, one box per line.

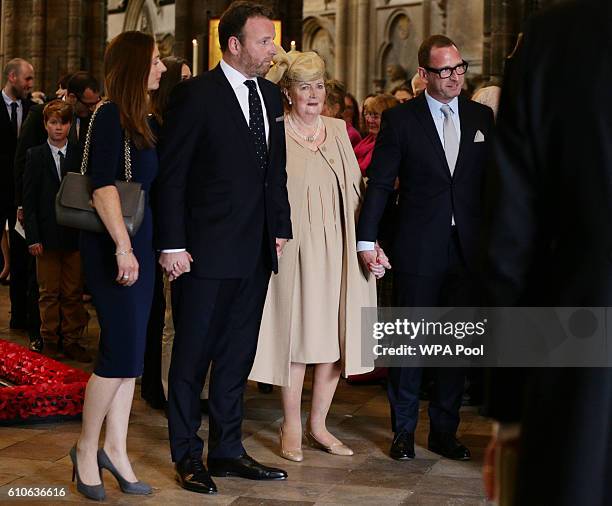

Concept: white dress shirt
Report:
left=357, top=91, right=462, bottom=252
left=162, top=59, right=271, bottom=254
left=47, top=140, right=68, bottom=181
left=219, top=58, right=270, bottom=145
left=2, top=89, right=23, bottom=134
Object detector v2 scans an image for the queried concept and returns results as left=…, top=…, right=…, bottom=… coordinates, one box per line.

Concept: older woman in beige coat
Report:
left=249, top=50, right=389, bottom=462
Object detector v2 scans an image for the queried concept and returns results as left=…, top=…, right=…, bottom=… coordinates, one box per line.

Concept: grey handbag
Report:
left=55, top=101, right=145, bottom=237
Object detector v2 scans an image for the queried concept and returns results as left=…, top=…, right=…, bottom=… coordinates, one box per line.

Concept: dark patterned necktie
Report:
left=58, top=151, right=66, bottom=179
left=244, top=79, right=267, bottom=171
left=10, top=102, right=18, bottom=136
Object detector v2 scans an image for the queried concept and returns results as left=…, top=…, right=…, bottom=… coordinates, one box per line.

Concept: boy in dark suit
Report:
left=23, top=99, right=90, bottom=362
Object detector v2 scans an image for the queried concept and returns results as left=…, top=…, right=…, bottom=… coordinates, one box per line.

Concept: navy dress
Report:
left=80, top=102, right=158, bottom=378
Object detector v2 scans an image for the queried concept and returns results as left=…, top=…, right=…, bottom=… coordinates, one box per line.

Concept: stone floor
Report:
left=0, top=284, right=492, bottom=505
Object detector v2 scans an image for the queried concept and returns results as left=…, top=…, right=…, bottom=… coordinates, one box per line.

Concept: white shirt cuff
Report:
left=356, top=241, right=376, bottom=252
left=161, top=249, right=186, bottom=253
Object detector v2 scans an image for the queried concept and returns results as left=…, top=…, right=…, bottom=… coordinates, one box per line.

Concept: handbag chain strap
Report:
left=79, top=101, right=132, bottom=182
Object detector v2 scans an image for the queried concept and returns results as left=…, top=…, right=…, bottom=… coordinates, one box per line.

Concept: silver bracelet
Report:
left=115, top=248, right=133, bottom=256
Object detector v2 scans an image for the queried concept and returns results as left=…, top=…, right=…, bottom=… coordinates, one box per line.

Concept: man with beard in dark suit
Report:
left=156, top=1, right=291, bottom=495
left=482, top=1, right=612, bottom=504
left=357, top=35, right=495, bottom=461
left=0, top=58, right=35, bottom=333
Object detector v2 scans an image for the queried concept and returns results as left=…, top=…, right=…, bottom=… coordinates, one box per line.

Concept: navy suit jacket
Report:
left=156, top=64, right=291, bottom=278
left=357, top=92, right=495, bottom=275
left=22, top=142, right=80, bottom=250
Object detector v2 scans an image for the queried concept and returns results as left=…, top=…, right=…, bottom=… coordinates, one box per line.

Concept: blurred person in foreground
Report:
left=482, top=1, right=612, bottom=504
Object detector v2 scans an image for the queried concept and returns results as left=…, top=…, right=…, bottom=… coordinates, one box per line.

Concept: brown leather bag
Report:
left=55, top=101, right=145, bottom=237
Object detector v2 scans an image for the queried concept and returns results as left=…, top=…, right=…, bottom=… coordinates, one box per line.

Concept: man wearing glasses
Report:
left=357, top=35, right=494, bottom=462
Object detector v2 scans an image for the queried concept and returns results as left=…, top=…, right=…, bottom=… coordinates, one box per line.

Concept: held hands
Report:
left=116, top=248, right=139, bottom=286
left=276, top=238, right=288, bottom=258
left=358, top=242, right=392, bottom=280
left=28, top=243, right=43, bottom=257
left=159, top=251, right=193, bottom=281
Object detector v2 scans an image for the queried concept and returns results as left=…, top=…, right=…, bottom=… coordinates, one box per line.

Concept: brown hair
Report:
left=418, top=35, right=456, bottom=67
left=218, top=1, right=273, bottom=53
left=150, top=56, right=189, bottom=125
left=104, top=31, right=155, bottom=149
left=325, top=79, right=346, bottom=118
left=364, top=94, right=398, bottom=115
left=43, top=99, right=72, bottom=124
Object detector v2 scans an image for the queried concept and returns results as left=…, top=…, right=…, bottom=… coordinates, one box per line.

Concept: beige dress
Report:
left=249, top=116, right=377, bottom=387
left=290, top=137, right=343, bottom=363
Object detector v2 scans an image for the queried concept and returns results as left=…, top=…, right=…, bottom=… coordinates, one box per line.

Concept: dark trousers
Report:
left=1, top=208, right=40, bottom=336
left=388, top=228, right=472, bottom=435
left=141, top=262, right=166, bottom=407
left=167, top=252, right=271, bottom=462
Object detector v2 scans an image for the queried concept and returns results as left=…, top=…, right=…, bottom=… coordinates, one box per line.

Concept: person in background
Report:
left=391, top=83, right=413, bottom=103
left=322, top=79, right=361, bottom=148
left=250, top=49, right=384, bottom=462
left=2, top=58, right=37, bottom=345
left=71, top=31, right=165, bottom=501
left=22, top=100, right=89, bottom=360
left=342, top=91, right=361, bottom=142
left=354, top=94, right=398, bottom=176
left=141, top=55, right=192, bottom=410
left=410, top=71, right=426, bottom=97
left=472, top=85, right=501, bottom=120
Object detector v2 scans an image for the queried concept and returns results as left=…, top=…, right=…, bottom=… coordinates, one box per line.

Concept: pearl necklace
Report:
left=287, top=114, right=322, bottom=143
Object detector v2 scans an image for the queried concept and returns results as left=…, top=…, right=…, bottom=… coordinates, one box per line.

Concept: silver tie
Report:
left=441, top=104, right=459, bottom=175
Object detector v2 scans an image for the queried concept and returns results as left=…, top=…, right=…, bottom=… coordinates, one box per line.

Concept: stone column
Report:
left=335, top=0, right=347, bottom=83
left=30, top=0, right=45, bottom=82
left=483, top=0, right=521, bottom=79
left=355, top=0, right=369, bottom=101
left=1, top=0, right=16, bottom=68
left=87, top=0, right=107, bottom=86
left=67, top=0, right=84, bottom=72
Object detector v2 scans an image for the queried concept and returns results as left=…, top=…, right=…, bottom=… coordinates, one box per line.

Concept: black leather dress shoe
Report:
left=175, top=458, right=217, bottom=494
left=428, top=432, right=471, bottom=460
left=208, top=453, right=287, bottom=480
left=389, top=431, right=415, bottom=460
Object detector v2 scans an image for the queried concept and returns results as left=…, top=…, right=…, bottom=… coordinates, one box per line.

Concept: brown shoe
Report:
left=63, top=343, right=93, bottom=363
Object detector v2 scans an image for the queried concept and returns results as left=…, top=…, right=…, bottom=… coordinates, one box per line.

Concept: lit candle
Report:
left=192, top=38, right=199, bottom=76
left=290, top=40, right=296, bottom=52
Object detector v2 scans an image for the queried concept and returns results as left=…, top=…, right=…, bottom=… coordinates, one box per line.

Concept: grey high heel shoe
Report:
left=70, top=446, right=106, bottom=501
left=97, top=448, right=152, bottom=495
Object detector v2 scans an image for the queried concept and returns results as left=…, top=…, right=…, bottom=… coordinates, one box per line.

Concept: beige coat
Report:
left=249, top=116, right=376, bottom=387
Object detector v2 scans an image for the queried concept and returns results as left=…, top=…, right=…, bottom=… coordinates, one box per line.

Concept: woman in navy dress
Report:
left=70, top=31, right=166, bottom=501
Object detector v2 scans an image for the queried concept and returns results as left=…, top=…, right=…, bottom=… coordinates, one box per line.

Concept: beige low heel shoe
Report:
left=279, top=426, right=303, bottom=462
left=304, top=430, right=354, bottom=456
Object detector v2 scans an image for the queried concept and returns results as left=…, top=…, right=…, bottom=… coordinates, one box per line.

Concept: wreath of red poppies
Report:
left=0, top=339, right=90, bottom=422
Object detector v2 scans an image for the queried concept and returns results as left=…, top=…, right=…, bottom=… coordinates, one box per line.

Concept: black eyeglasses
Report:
left=77, top=95, right=101, bottom=110
left=425, top=61, right=469, bottom=79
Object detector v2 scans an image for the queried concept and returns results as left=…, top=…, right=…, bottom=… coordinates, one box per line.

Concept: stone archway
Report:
left=302, top=15, right=335, bottom=78
left=377, top=10, right=417, bottom=92
left=122, top=0, right=159, bottom=35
